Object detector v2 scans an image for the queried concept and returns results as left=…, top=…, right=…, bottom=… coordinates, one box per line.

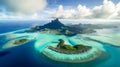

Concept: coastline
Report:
left=48, top=46, right=92, bottom=54
left=42, top=47, right=102, bottom=63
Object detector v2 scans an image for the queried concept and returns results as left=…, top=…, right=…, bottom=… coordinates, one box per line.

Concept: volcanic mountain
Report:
left=27, top=18, right=76, bottom=36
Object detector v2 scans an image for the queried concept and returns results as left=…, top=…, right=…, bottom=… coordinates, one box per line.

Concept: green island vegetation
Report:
left=13, top=39, right=28, bottom=45
left=48, top=39, right=92, bottom=54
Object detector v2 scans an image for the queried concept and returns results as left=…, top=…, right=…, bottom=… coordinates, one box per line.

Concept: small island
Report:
left=2, top=38, right=29, bottom=49
left=13, top=39, right=28, bottom=45
left=42, top=39, right=102, bottom=63
left=48, top=39, right=92, bottom=54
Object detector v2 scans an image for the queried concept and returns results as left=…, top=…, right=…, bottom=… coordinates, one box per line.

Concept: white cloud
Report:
left=76, top=4, right=91, bottom=18
left=4, top=0, right=47, bottom=16
left=52, top=5, right=76, bottom=19
left=48, top=0, right=120, bottom=19
left=91, top=0, right=116, bottom=19
left=48, top=5, right=92, bottom=19
left=112, top=2, right=120, bottom=19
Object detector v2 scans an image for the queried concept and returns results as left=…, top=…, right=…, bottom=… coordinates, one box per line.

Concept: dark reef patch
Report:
left=0, top=51, right=10, bottom=57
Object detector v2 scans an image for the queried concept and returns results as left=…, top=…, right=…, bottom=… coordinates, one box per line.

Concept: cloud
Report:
left=0, top=0, right=120, bottom=20
left=91, top=0, right=116, bottom=19
left=48, top=0, right=120, bottom=19
left=76, top=4, right=91, bottom=18
left=4, top=0, right=47, bottom=16
left=51, top=5, right=76, bottom=19
left=48, top=5, right=92, bottom=19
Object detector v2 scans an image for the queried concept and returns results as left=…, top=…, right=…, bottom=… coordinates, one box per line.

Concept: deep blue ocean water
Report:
left=0, top=20, right=120, bottom=67
left=0, top=20, right=49, bottom=34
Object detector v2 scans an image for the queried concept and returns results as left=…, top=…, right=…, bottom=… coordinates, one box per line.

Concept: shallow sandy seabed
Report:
left=0, top=30, right=120, bottom=63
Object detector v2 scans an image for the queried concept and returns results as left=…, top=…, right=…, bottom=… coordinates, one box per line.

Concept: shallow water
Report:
left=0, top=21, right=120, bottom=67
left=0, top=31, right=120, bottom=67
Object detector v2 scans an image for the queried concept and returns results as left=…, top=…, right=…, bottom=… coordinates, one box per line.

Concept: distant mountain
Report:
left=26, top=18, right=76, bottom=36
left=25, top=18, right=95, bottom=36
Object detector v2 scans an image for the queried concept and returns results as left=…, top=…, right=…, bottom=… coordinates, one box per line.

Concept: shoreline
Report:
left=42, top=47, right=102, bottom=63
left=48, top=46, right=92, bottom=54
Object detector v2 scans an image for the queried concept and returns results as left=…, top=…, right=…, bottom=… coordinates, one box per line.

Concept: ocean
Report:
left=0, top=20, right=49, bottom=34
left=0, top=20, right=120, bottom=67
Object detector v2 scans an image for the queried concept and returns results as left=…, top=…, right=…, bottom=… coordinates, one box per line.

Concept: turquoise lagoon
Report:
left=0, top=29, right=120, bottom=67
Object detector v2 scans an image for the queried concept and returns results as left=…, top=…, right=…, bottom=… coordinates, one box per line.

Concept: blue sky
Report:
left=47, top=0, right=119, bottom=8
left=47, top=0, right=102, bottom=8
left=0, top=0, right=120, bottom=20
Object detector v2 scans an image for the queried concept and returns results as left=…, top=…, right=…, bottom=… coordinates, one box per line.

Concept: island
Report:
left=24, top=18, right=118, bottom=37
left=42, top=39, right=102, bottom=63
left=13, top=39, right=28, bottom=45
left=48, top=39, right=92, bottom=54
left=25, top=18, right=95, bottom=36
left=2, top=38, right=29, bottom=49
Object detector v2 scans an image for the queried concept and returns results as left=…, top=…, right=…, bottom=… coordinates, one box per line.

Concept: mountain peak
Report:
left=42, top=18, right=65, bottom=29
left=50, top=18, right=63, bottom=25
left=53, top=18, right=59, bottom=22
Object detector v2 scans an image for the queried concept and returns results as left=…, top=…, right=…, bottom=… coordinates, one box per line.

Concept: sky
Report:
left=47, top=0, right=120, bottom=8
left=0, top=0, right=120, bottom=20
